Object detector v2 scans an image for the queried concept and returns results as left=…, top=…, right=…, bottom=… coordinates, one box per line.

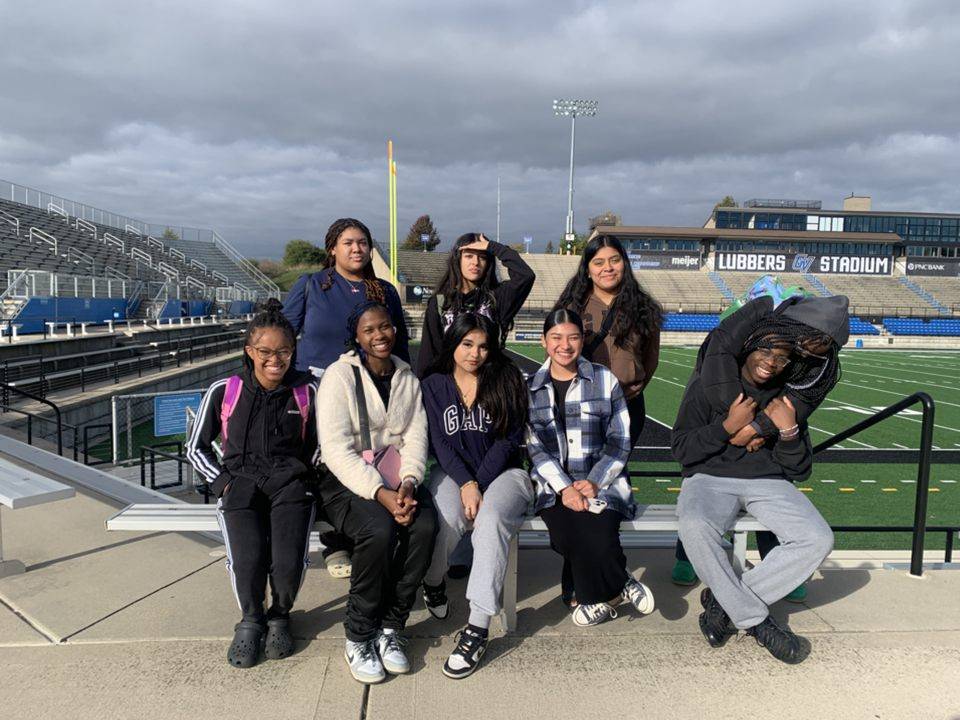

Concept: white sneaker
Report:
left=571, top=602, right=618, bottom=627
left=376, top=628, right=410, bottom=674
left=344, top=639, right=385, bottom=684
left=622, top=577, right=656, bottom=615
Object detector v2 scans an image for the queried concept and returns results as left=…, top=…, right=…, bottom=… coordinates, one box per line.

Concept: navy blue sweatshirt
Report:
left=283, top=268, right=410, bottom=371
left=420, top=373, right=523, bottom=490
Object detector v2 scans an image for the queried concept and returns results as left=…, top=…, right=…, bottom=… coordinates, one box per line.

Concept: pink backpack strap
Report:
left=219, top=375, right=244, bottom=443
left=291, top=384, right=311, bottom=440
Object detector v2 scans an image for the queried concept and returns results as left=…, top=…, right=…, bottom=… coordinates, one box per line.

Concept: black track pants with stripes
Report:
left=217, top=476, right=316, bottom=624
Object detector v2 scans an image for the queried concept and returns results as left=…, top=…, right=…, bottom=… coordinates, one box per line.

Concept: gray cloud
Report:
left=2, top=0, right=959, bottom=256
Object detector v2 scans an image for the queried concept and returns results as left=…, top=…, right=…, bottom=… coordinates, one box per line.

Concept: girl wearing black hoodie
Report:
left=187, top=299, right=318, bottom=669
left=415, top=233, right=535, bottom=377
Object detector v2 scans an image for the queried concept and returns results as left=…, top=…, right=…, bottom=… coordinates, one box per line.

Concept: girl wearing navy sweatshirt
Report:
left=186, top=300, right=318, bottom=669
left=283, top=218, right=410, bottom=578
left=420, top=313, right=532, bottom=679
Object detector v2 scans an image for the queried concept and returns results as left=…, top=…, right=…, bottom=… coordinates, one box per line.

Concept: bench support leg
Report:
left=0, top=509, right=26, bottom=578
left=500, top=534, right=519, bottom=633
left=732, top=530, right=747, bottom=576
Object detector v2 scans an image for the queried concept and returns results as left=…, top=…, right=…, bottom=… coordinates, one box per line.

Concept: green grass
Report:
left=507, top=344, right=960, bottom=551
left=89, top=421, right=185, bottom=464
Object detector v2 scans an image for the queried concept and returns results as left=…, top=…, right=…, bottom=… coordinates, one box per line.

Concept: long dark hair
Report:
left=555, top=235, right=662, bottom=348
left=319, top=218, right=386, bottom=304
left=433, top=233, right=507, bottom=336
left=243, top=298, right=297, bottom=371
left=740, top=316, right=841, bottom=406
left=426, top=313, right=527, bottom=438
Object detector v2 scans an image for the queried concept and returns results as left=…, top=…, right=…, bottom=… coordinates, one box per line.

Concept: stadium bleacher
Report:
left=882, top=317, right=960, bottom=336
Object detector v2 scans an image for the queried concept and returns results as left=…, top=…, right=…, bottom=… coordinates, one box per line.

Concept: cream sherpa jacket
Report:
left=316, top=351, right=428, bottom=499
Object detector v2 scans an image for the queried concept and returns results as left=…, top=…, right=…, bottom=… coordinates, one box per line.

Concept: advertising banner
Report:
left=404, top=284, right=434, bottom=303
left=904, top=259, right=960, bottom=277
left=715, top=251, right=892, bottom=276
left=628, top=251, right=701, bottom=271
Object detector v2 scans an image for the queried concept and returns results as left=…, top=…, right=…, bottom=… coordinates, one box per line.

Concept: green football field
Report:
left=507, top=344, right=960, bottom=551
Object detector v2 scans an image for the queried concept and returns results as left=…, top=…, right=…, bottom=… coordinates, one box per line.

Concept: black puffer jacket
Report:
left=186, top=365, right=318, bottom=498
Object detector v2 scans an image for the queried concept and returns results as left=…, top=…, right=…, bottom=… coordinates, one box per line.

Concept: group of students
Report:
left=187, top=217, right=849, bottom=682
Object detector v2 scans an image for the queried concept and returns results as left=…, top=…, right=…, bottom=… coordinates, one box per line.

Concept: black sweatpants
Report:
left=217, top=476, right=316, bottom=624
left=318, top=470, right=437, bottom=642
left=626, top=391, right=646, bottom=450
left=541, top=502, right=629, bottom=605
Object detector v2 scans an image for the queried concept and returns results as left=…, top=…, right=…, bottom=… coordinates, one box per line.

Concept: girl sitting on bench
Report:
left=526, top=308, right=655, bottom=627
left=187, top=299, right=318, bottom=669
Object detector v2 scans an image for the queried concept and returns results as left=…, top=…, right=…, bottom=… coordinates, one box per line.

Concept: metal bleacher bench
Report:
left=106, top=502, right=765, bottom=632
left=0, top=456, right=76, bottom=578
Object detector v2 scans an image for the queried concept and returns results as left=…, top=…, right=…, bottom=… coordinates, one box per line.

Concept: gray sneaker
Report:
left=344, top=639, right=385, bottom=684
left=571, top=602, right=618, bottom=627
left=375, top=628, right=410, bottom=674
left=621, top=577, right=655, bottom=615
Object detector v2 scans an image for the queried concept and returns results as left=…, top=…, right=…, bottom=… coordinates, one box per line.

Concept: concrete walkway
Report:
left=1, top=486, right=958, bottom=720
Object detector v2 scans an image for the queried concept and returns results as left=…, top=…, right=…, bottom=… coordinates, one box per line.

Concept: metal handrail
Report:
left=0, top=209, right=20, bottom=236
left=811, top=392, right=935, bottom=576
left=146, top=235, right=164, bottom=251
left=0, top=382, right=69, bottom=457
left=47, top=202, right=68, bottom=221
left=29, top=226, right=58, bottom=254
left=75, top=217, right=97, bottom=238
left=212, top=230, right=279, bottom=295
left=124, top=224, right=142, bottom=237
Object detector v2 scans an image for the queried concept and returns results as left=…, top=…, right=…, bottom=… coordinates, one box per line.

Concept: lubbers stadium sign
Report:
left=715, top=251, right=892, bottom=276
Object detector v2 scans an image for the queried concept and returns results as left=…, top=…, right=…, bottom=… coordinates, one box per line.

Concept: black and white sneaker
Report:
left=423, top=581, right=449, bottom=619
left=442, top=626, right=488, bottom=679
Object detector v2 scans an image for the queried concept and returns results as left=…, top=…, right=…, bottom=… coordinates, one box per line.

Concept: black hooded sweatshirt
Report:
left=671, top=369, right=813, bottom=483
left=415, top=241, right=535, bottom=377
left=186, top=364, right=318, bottom=498
left=696, top=294, right=849, bottom=437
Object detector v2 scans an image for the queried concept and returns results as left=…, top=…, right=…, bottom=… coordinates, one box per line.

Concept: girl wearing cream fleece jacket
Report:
left=316, top=301, right=436, bottom=685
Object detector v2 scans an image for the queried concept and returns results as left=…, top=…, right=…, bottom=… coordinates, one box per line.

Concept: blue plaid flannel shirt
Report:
left=526, top=356, right=635, bottom=518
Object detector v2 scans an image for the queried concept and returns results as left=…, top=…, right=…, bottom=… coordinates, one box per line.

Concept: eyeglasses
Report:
left=250, top=346, right=293, bottom=362
left=756, top=347, right=791, bottom=368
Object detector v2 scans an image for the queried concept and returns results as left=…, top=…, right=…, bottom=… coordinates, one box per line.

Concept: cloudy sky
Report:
left=2, top=0, right=959, bottom=256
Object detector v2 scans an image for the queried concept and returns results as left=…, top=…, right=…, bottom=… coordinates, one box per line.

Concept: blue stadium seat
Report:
left=662, top=313, right=720, bottom=332
left=882, top=317, right=960, bottom=336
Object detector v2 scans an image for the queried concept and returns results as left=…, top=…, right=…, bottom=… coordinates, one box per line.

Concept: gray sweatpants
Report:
left=677, top=473, right=833, bottom=629
left=423, top=466, right=534, bottom=623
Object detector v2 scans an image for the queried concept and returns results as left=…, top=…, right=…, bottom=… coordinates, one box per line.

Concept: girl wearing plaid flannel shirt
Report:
left=526, top=309, right=655, bottom=627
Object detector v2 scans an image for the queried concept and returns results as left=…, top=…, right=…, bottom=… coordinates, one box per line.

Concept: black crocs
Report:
left=264, top=617, right=295, bottom=660
left=227, top=621, right=264, bottom=668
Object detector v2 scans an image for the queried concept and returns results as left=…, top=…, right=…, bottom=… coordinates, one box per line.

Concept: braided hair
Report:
left=243, top=298, right=297, bottom=370
left=320, top=218, right=386, bottom=304
left=740, top=315, right=841, bottom=406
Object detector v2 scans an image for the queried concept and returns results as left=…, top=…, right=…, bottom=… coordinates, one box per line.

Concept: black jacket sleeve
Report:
left=670, top=377, right=732, bottom=468
left=489, top=241, right=535, bottom=326
left=416, top=295, right=444, bottom=378
left=185, top=380, right=232, bottom=497
left=697, top=297, right=774, bottom=415
left=771, top=431, right=813, bottom=483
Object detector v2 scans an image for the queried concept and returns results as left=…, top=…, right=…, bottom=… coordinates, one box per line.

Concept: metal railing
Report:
left=212, top=230, right=279, bottom=296
left=629, top=392, right=942, bottom=577
left=0, top=209, right=20, bottom=236
left=30, top=226, right=58, bottom=254
left=0, top=382, right=73, bottom=458
left=74, top=217, right=97, bottom=238
left=140, top=442, right=185, bottom=490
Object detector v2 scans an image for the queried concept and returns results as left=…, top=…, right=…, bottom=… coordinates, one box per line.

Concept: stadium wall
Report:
left=13, top=297, right=128, bottom=334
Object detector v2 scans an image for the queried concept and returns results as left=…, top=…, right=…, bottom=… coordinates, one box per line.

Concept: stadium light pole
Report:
left=553, top=99, right=598, bottom=252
